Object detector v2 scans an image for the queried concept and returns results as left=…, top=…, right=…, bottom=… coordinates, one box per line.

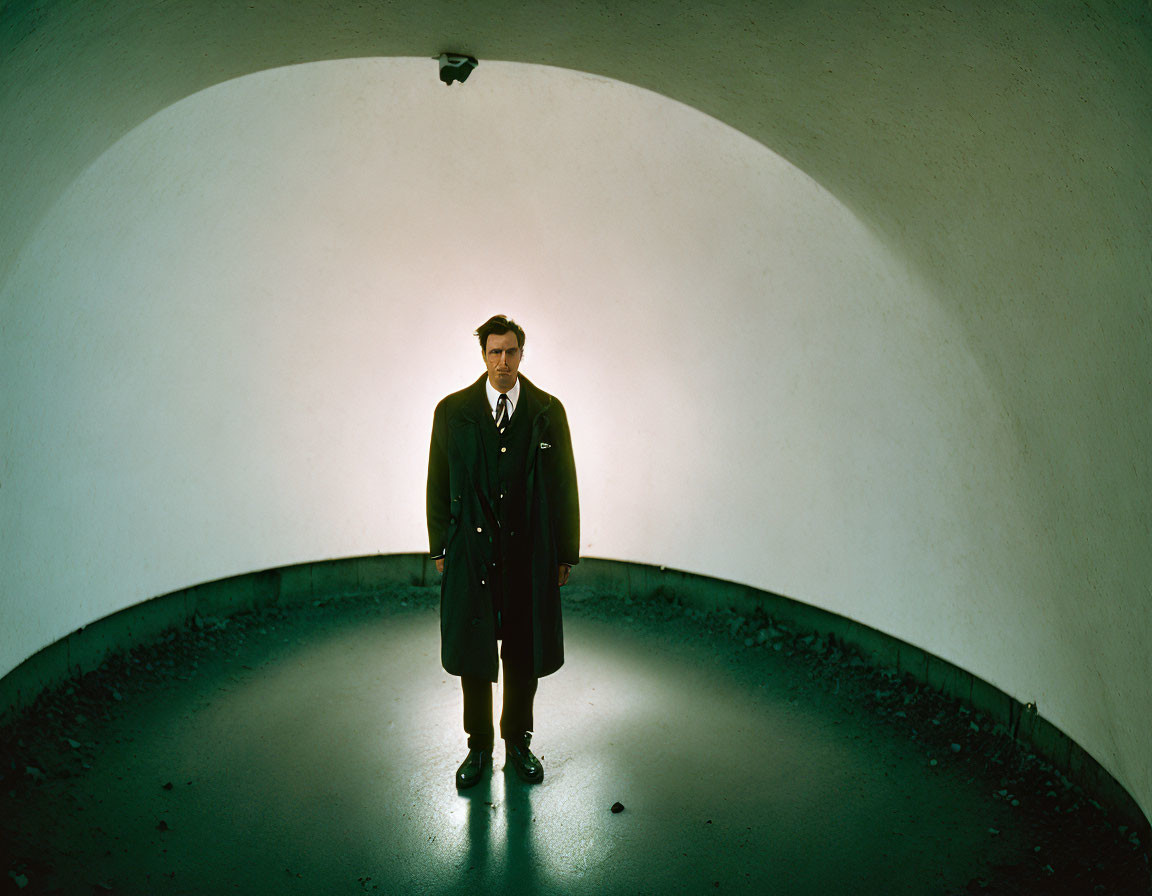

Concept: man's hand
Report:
left=435, top=557, right=445, bottom=575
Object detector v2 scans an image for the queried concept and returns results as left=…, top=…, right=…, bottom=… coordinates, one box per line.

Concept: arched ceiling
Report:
left=2, top=0, right=1150, bottom=821
left=5, top=0, right=1147, bottom=630
left=3, top=1, right=1149, bottom=295
left=3, top=3, right=1150, bottom=510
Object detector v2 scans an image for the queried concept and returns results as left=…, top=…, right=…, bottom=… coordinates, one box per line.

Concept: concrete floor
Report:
left=2, top=586, right=1147, bottom=895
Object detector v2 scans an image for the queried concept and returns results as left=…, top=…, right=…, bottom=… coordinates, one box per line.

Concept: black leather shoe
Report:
left=505, top=734, right=544, bottom=783
left=456, top=748, right=492, bottom=790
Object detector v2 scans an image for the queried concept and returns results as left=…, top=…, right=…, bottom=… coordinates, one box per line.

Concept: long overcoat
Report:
left=426, top=373, right=579, bottom=682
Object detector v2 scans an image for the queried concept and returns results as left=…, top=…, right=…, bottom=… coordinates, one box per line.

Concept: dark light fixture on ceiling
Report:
left=436, top=53, right=478, bottom=86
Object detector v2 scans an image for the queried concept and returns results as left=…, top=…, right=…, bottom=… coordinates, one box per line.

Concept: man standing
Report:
left=427, top=315, right=579, bottom=790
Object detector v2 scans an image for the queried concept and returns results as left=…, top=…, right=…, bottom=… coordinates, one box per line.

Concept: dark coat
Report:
left=427, top=373, right=579, bottom=682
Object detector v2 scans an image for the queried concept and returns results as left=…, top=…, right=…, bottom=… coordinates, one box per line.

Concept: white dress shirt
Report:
left=485, top=376, right=520, bottom=422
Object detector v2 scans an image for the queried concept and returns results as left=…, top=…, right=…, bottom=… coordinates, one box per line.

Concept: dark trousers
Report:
left=461, top=662, right=538, bottom=750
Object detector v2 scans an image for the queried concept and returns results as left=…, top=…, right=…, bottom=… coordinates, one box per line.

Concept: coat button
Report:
left=500, top=446, right=507, bottom=453
left=480, top=579, right=486, bottom=586
left=476, top=526, right=482, bottom=533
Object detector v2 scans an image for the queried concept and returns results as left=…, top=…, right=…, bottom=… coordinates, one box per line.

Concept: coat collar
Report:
left=464, top=372, right=550, bottom=424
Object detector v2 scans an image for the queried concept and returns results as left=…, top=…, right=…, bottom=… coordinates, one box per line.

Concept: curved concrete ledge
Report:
left=2, top=553, right=1148, bottom=841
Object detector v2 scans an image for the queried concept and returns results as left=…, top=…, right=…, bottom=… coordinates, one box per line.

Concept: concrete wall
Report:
left=1, top=2, right=1149, bottom=822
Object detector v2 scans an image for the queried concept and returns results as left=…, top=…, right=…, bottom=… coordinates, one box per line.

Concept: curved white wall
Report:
left=2, top=58, right=999, bottom=668
left=1, top=2, right=1149, bottom=827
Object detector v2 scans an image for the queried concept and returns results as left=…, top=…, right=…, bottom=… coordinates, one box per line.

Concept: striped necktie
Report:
left=495, top=394, right=510, bottom=433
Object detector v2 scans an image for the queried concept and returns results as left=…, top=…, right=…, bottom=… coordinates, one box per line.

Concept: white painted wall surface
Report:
left=2, top=58, right=987, bottom=665
left=1, top=50, right=1149, bottom=823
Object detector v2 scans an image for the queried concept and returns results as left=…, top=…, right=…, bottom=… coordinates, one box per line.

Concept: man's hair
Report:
left=475, top=315, right=526, bottom=352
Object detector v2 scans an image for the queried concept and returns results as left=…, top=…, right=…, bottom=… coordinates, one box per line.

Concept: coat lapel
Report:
left=446, top=375, right=493, bottom=493
left=515, top=374, right=548, bottom=427
left=472, top=376, right=498, bottom=489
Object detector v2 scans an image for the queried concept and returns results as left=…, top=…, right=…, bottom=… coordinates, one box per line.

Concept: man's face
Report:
left=484, top=331, right=522, bottom=393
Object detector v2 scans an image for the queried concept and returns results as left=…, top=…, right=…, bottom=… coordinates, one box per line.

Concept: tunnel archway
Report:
left=2, top=2, right=1150, bottom=827
left=6, top=55, right=992, bottom=689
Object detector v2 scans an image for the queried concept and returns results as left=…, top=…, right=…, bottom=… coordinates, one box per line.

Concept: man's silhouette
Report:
left=426, top=315, right=579, bottom=789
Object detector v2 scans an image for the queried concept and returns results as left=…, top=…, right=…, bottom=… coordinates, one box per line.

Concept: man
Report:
left=426, top=315, right=580, bottom=790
